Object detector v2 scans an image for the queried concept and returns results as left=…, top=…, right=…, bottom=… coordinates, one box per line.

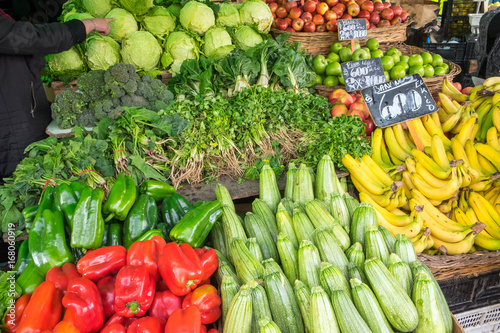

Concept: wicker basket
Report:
left=271, top=18, right=412, bottom=56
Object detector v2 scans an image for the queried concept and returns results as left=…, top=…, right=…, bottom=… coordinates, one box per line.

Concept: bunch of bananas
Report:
left=469, top=81, right=500, bottom=142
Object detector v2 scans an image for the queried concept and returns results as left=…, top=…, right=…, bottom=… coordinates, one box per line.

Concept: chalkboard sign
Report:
left=361, top=74, right=438, bottom=128
left=341, top=58, right=385, bottom=92
left=337, top=19, right=367, bottom=41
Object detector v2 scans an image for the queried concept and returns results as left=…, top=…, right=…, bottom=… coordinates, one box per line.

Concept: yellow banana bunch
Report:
left=450, top=105, right=477, bottom=135
left=483, top=76, right=500, bottom=92
left=442, top=104, right=467, bottom=133
left=454, top=116, right=477, bottom=147
left=410, top=167, right=459, bottom=201
left=411, top=228, right=432, bottom=254
left=371, top=127, right=399, bottom=170
left=384, top=127, right=411, bottom=162
left=486, top=127, right=500, bottom=152
left=342, top=154, right=392, bottom=195
left=439, top=93, right=460, bottom=114
left=359, top=192, right=412, bottom=227
left=411, top=149, right=451, bottom=180
left=468, top=191, right=500, bottom=239
left=409, top=117, right=433, bottom=148
left=371, top=202, right=423, bottom=239
left=475, top=143, right=500, bottom=172
left=430, top=226, right=483, bottom=255
left=442, top=79, right=469, bottom=103
left=468, top=85, right=484, bottom=103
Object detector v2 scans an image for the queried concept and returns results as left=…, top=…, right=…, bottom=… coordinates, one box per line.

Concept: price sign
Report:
left=361, top=74, right=438, bottom=128
left=340, top=58, right=385, bottom=92
left=337, top=19, right=368, bottom=41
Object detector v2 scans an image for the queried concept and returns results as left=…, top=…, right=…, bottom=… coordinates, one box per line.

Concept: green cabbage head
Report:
left=234, top=25, right=263, bottom=51
left=105, top=8, right=138, bottom=42
left=163, top=31, right=199, bottom=74
left=63, top=11, right=94, bottom=22
left=121, top=31, right=162, bottom=71
left=142, top=6, right=176, bottom=38
left=239, top=0, right=273, bottom=33
left=82, top=0, right=112, bottom=18
left=216, top=2, right=241, bottom=27
left=118, top=0, right=154, bottom=16
left=179, top=1, right=215, bottom=34
left=85, top=34, right=121, bottom=70
left=203, top=26, right=235, bottom=60
left=46, top=46, right=86, bottom=78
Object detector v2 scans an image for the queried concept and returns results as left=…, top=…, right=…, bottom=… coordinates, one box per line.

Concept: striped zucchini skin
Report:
left=264, top=271, right=304, bottom=333
left=310, top=286, right=340, bottom=333
left=387, top=253, right=413, bottom=297
left=231, top=239, right=264, bottom=283
left=331, top=289, right=372, bottom=333
left=305, top=199, right=337, bottom=229
left=210, top=221, right=228, bottom=259
left=262, top=258, right=287, bottom=277
left=260, top=164, right=282, bottom=214
left=216, top=183, right=235, bottom=211
left=343, top=193, right=360, bottom=219
left=221, top=275, right=241, bottom=325
left=280, top=198, right=294, bottom=217
left=330, top=223, right=351, bottom=251
left=350, top=202, right=377, bottom=246
left=276, top=203, right=299, bottom=249
left=394, top=234, right=418, bottom=265
left=215, top=249, right=240, bottom=286
left=329, top=194, right=351, bottom=234
left=244, top=212, right=280, bottom=263
left=258, top=318, right=283, bottom=333
left=412, top=272, right=446, bottom=333
left=252, top=199, right=279, bottom=242
left=364, top=258, right=419, bottom=332
left=314, top=228, right=349, bottom=277
left=350, top=278, right=394, bottom=333
left=293, top=202, right=306, bottom=214
left=365, top=224, right=390, bottom=266
left=293, top=164, right=315, bottom=206
left=294, top=280, right=313, bottom=333
left=222, top=205, right=247, bottom=264
left=378, top=225, right=396, bottom=253
left=319, top=262, right=351, bottom=300
left=249, top=280, right=273, bottom=333
left=285, top=163, right=297, bottom=200
left=292, top=209, right=315, bottom=243
left=276, top=233, right=299, bottom=284
left=224, top=284, right=253, bottom=333
left=346, top=242, right=365, bottom=268
left=348, top=262, right=368, bottom=285
left=246, top=238, right=264, bottom=263
left=298, top=240, right=321, bottom=289
left=315, top=155, right=341, bottom=201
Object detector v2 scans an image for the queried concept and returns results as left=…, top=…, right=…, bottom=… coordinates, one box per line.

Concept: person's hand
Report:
left=82, top=18, right=115, bottom=36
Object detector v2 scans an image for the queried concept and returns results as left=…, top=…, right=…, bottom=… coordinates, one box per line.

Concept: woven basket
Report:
left=271, top=18, right=412, bottom=56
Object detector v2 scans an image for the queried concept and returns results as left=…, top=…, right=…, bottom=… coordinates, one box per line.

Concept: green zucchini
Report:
left=285, top=163, right=297, bottom=200
left=292, top=209, right=315, bottom=243
left=276, top=203, right=299, bottom=249
left=222, top=205, right=247, bottom=264
left=293, top=164, right=314, bottom=206
left=329, top=193, right=351, bottom=234
left=305, top=199, right=337, bottom=229
left=280, top=198, right=294, bottom=217
left=230, top=238, right=264, bottom=283
left=258, top=318, right=282, bottom=333
left=348, top=262, right=368, bottom=285
left=313, top=227, right=349, bottom=277
left=276, top=233, right=299, bottom=284
left=394, top=234, right=418, bottom=264
left=216, top=183, right=235, bottom=211
left=331, top=288, right=372, bottom=333
left=252, top=198, right=279, bottom=242
left=319, top=262, right=351, bottom=300
left=378, top=225, right=396, bottom=253
left=343, top=193, right=360, bottom=219
left=210, top=220, right=228, bottom=259
left=350, top=202, right=377, bottom=246
left=221, top=275, right=240, bottom=325
left=215, top=249, right=240, bottom=286
left=294, top=280, right=313, bottom=333
left=260, top=164, right=281, bottom=214
left=365, top=224, right=390, bottom=266
left=262, top=258, right=286, bottom=278
left=297, top=240, right=321, bottom=289
left=249, top=280, right=273, bottom=333
left=244, top=212, right=279, bottom=263
left=387, top=253, right=413, bottom=297
left=224, top=284, right=253, bottom=333
left=310, top=286, right=340, bottom=333
left=246, top=238, right=264, bottom=263
left=345, top=242, right=365, bottom=268
left=315, top=155, right=342, bottom=200
left=412, top=271, right=446, bottom=333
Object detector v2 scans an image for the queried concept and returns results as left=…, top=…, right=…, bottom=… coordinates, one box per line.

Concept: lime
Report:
left=330, top=42, right=343, bottom=54
left=408, top=54, right=424, bottom=67
left=432, top=54, right=444, bottom=67
left=366, top=38, right=380, bottom=51
left=390, top=65, right=406, bottom=80
left=421, top=52, right=433, bottom=65
left=327, top=52, right=341, bottom=63
left=409, top=64, right=425, bottom=76
left=323, top=75, right=339, bottom=86
left=326, top=61, right=342, bottom=76
left=381, top=55, right=395, bottom=71
left=423, top=64, right=435, bottom=77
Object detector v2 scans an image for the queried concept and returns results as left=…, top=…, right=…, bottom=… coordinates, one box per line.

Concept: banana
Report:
left=359, top=192, right=412, bottom=227
left=389, top=150, right=405, bottom=166
left=438, top=107, right=452, bottom=123
left=469, top=179, right=494, bottom=192
left=431, top=112, right=442, bottom=129
left=385, top=127, right=411, bottom=161
left=410, top=117, right=433, bottom=148
left=468, top=85, right=484, bottom=102
left=430, top=134, right=451, bottom=171
left=439, top=93, right=460, bottom=114
left=351, top=177, right=392, bottom=207
left=470, top=124, right=480, bottom=142
left=405, top=157, right=416, bottom=173
left=478, top=106, right=495, bottom=141
left=465, top=140, right=489, bottom=177
left=401, top=170, right=415, bottom=199
left=484, top=187, right=500, bottom=203
left=411, top=149, right=451, bottom=180
left=430, top=226, right=482, bottom=255
left=492, top=106, right=500, bottom=132
left=410, top=168, right=460, bottom=201
left=361, top=154, right=397, bottom=187
left=442, top=79, right=469, bottom=103
left=476, top=102, right=493, bottom=129
left=438, top=198, right=456, bottom=214
left=457, top=163, right=473, bottom=188
left=494, top=193, right=500, bottom=207
left=396, top=187, right=408, bottom=208
left=490, top=84, right=500, bottom=93
left=458, top=190, right=469, bottom=212
left=450, top=137, right=471, bottom=167
left=422, top=115, right=452, bottom=149
left=484, top=76, right=500, bottom=89
left=487, top=126, right=500, bottom=153
left=455, top=117, right=477, bottom=147
left=426, top=233, right=435, bottom=249
left=471, top=95, right=491, bottom=109
left=412, top=227, right=431, bottom=253
left=372, top=127, right=396, bottom=168
left=415, top=162, right=450, bottom=187
left=409, top=229, right=424, bottom=243
left=452, top=100, right=462, bottom=109
left=478, top=154, right=498, bottom=175
left=374, top=206, right=423, bottom=239
left=468, top=192, right=500, bottom=238
left=392, top=123, right=413, bottom=154
left=475, top=143, right=500, bottom=172
left=441, top=109, right=464, bottom=133
left=493, top=93, right=500, bottom=105
left=342, top=156, right=392, bottom=195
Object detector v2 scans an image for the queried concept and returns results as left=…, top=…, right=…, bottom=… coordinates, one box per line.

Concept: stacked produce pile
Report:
left=210, top=156, right=453, bottom=332
left=342, top=77, right=500, bottom=255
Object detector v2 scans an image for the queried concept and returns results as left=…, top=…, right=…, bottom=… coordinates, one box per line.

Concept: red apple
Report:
left=361, top=0, right=374, bottom=12
left=348, top=108, right=366, bottom=120
left=369, top=11, right=380, bottom=24
left=453, top=82, right=463, bottom=92
left=312, top=14, right=325, bottom=25
left=317, top=24, right=326, bottom=31
left=329, top=88, right=348, bottom=100
left=400, top=10, right=408, bottom=22
left=354, top=93, right=362, bottom=101
left=329, top=98, right=338, bottom=105
left=272, top=12, right=277, bottom=19
left=313, top=0, right=320, bottom=5
left=292, top=17, right=305, bottom=31
left=347, top=2, right=360, bottom=16
left=285, top=1, right=298, bottom=11
left=317, top=2, right=330, bottom=15
left=358, top=9, right=370, bottom=19
left=304, top=21, right=316, bottom=32
left=383, top=2, right=391, bottom=8
left=392, top=5, right=402, bottom=15
left=303, top=0, right=317, bottom=12
left=266, top=0, right=276, bottom=3
left=377, top=19, right=390, bottom=27
left=324, top=9, right=338, bottom=21
left=332, top=4, right=345, bottom=16
left=390, top=15, right=401, bottom=25
left=326, top=0, right=339, bottom=7
left=380, top=8, right=394, bottom=20
left=365, top=17, right=370, bottom=28
left=289, top=7, right=303, bottom=19
left=341, top=13, right=352, bottom=19
left=370, top=23, right=377, bottom=29
left=301, top=11, right=314, bottom=22
left=364, top=116, right=375, bottom=135
left=338, top=93, right=355, bottom=107
left=462, top=86, right=472, bottom=95
left=331, top=103, right=349, bottom=117
left=285, top=27, right=296, bottom=32
left=276, top=7, right=288, bottom=18
left=284, top=17, right=293, bottom=25
left=356, top=0, right=367, bottom=6
left=276, top=18, right=289, bottom=30
left=325, top=19, right=338, bottom=31
left=374, top=1, right=384, bottom=12
left=269, top=2, right=279, bottom=12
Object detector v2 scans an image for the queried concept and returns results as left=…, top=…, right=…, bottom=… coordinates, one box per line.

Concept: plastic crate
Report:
left=455, top=303, right=500, bottom=332
left=422, top=41, right=467, bottom=62
left=449, top=18, right=473, bottom=36
left=451, top=0, right=477, bottom=16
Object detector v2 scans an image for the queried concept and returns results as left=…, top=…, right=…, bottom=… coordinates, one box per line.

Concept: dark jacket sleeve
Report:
left=0, top=17, right=86, bottom=56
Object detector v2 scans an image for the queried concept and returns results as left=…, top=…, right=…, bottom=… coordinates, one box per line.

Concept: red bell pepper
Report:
left=126, top=236, right=166, bottom=281
left=76, top=246, right=127, bottom=281
left=114, top=265, right=155, bottom=318
left=103, top=314, right=138, bottom=329
left=164, top=307, right=204, bottom=333
left=155, top=279, right=169, bottom=292
left=46, top=263, right=81, bottom=295
left=96, top=275, right=116, bottom=318
left=62, top=277, right=105, bottom=333
left=99, top=323, right=126, bottom=333
left=17, top=281, right=63, bottom=333
left=51, top=321, right=81, bottom=333
left=148, top=290, right=183, bottom=321
left=127, top=316, right=166, bottom=333
left=158, top=243, right=203, bottom=297
left=182, top=285, right=221, bottom=325
left=194, top=248, right=218, bottom=282
left=207, top=330, right=220, bottom=333
left=4, top=293, right=31, bottom=333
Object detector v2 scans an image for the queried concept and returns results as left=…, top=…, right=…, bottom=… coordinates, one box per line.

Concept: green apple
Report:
left=330, top=42, right=343, bottom=54
left=395, top=61, right=409, bottom=72
left=352, top=49, right=370, bottom=61
left=327, top=52, right=341, bottom=63
left=400, top=55, right=410, bottom=63
left=441, top=63, right=450, bottom=74
left=423, top=64, right=435, bottom=77
left=409, top=64, right=425, bottom=76
left=432, top=54, right=444, bottom=67
left=408, top=54, right=424, bottom=67
left=316, top=74, right=323, bottom=85
left=390, top=53, right=401, bottom=65
left=339, top=48, right=353, bottom=63
left=381, top=55, right=395, bottom=71
left=371, top=50, right=384, bottom=58
left=434, top=66, right=447, bottom=76
left=339, top=74, right=345, bottom=85
left=390, top=65, right=406, bottom=80
left=421, top=52, right=433, bottom=65
left=366, top=38, right=379, bottom=51
left=326, top=61, right=342, bottom=76
left=385, top=47, right=399, bottom=56
left=324, top=75, right=339, bottom=86
left=362, top=47, right=371, bottom=57
left=384, top=71, right=390, bottom=81
left=354, top=42, right=361, bottom=50
left=313, top=54, right=329, bottom=74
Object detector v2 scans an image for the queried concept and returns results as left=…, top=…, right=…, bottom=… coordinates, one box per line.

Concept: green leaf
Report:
left=130, top=154, right=165, bottom=181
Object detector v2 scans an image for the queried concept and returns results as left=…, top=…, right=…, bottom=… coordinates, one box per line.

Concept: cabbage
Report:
left=85, top=34, right=121, bottom=70
left=203, top=26, right=235, bottom=60
left=142, top=6, right=176, bottom=38
left=234, top=26, right=263, bottom=51
left=239, top=0, right=273, bottom=33
left=46, top=46, right=86, bottom=78
left=63, top=11, right=94, bottom=22
left=118, top=0, right=154, bottom=16
left=121, top=31, right=162, bottom=71
left=216, top=3, right=241, bottom=27
left=106, top=8, right=138, bottom=42
left=179, top=1, right=215, bottom=35
left=163, top=31, right=199, bottom=74
left=166, top=4, right=182, bottom=18
left=82, top=0, right=112, bottom=18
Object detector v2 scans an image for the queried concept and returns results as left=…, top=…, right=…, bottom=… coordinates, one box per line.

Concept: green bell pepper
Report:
left=71, top=187, right=105, bottom=250
left=22, top=205, right=39, bottom=232
left=107, top=223, right=123, bottom=246
left=123, top=194, right=158, bottom=249
left=139, top=180, right=176, bottom=202
left=28, top=209, right=74, bottom=275
left=38, top=186, right=55, bottom=212
left=162, top=194, right=192, bottom=235
left=54, top=183, right=79, bottom=229
left=103, top=173, right=137, bottom=222
left=71, top=247, right=87, bottom=264
left=17, top=260, right=44, bottom=294
left=136, top=229, right=164, bottom=242
left=169, top=200, right=222, bottom=248
left=70, top=181, right=88, bottom=200
left=13, top=239, right=30, bottom=277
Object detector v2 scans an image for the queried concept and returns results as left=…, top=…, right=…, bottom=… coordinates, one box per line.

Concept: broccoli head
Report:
left=88, top=99, right=122, bottom=120
left=74, top=108, right=98, bottom=128
left=77, top=70, right=106, bottom=102
left=136, top=74, right=174, bottom=109
left=120, top=95, right=148, bottom=108
left=51, top=88, right=86, bottom=129
left=103, top=63, right=140, bottom=97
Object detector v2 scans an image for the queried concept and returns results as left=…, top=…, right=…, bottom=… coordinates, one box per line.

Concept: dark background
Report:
left=1, top=0, right=65, bottom=23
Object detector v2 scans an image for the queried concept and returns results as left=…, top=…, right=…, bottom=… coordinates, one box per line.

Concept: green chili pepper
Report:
left=17, top=260, right=45, bottom=294
left=162, top=194, right=192, bottom=235
left=169, top=200, right=222, bottom=248
left=123, top=194, right=158, bottom=249
left=103, top=173, right=137, bottom=222
left=71, top=187, right=105, bottom=250
left=136, top=229, right=164, bottom=242
left=13, top=239, right=30, bottom=277
left=70, top=181, right=88, bottom=200
left=28, top=209, right=74, bottom=275
left=139, top=180, right=176, bottom=202
left=22, top=205, right=39, bottom=232
left=107, top=223, right=123, bottom=246
left=54, top=183, right=79, bottom=230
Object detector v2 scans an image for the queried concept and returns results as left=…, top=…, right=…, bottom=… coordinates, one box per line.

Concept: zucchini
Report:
left=249, top=280, right=273, bottom=333
left=319, top=262, right=351, bottom=300
left=348, top=262, right=368, bottom=285
left=210, top=220, right=228, bottom=259
left=387, top=253, right=413, bottom=297
left=259, top=318, right=282, bottom=333
left=329, top=194, right=351, bottom=234
left=285, top=163, right=297, bottom=200
left=345, top=242, right=365, bottom=268
left=316, top=155, right=341, bottom=200
left=365, top=224, right=390, bottom=266
left=297, top=240, right=321, bottom=289
left=350, top=278, right=394, bottom=333
left=252, top=198, right=279, bottom=242
left=260, top=164, right=281, bottom=214
left=294, top=280, right=313, bottom=333
left=262, top=258, right=286, bottom=277
left=276, top=233, right=299, bottom=284
left=224, top=284, right=253, bottom=333
left=292, top=209, right=315, bottom=243
left=244, top=212, right=279, bottom=263
left=310, top=286, right=340, bottom=333
left=222, top=205, right=247, bottom=263
left=340, top=177, right=348, bottom=193
left=246, top=238, right=264, bottom=263
left=394, top=234, right=418, bottom=264
left=230, top=239, right=264, bottom=283
left=329, top=223, right=351, bottom=251
left=216, top=183, right=235, bottom=211
left=331, top=288, right=372, bottom=333
left=215, top=249, right=240, bottom=286
left=276, top=203, right=299, bottom=249
left=364, top=258, right=418, bottom=332
left=293, top=202, right=306, bottom=214
left=378, top=225, right=396, bottom=253
left=350, top=202, right=377, bottom=246
left=280, top=198, right=294, bottom=217
left=343, top=193, right=360, bottom=219
left=313, top=227, right=349, bottom=277
left=293, top=164, right=314, bottom=206
left=264, top=271, right=304, bottom=333
left=221, top=275, right=240, bottom=325
left=305, top=199, right=337, bottom=229
left=412, top=271, right=446, bottom=333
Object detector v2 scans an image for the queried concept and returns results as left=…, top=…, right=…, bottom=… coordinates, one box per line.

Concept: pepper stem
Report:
left=186, top=280, right=195, bottom=288
left=104, top=213, right=115, bottom=223
left=126, top=301, right=141, bottom=314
